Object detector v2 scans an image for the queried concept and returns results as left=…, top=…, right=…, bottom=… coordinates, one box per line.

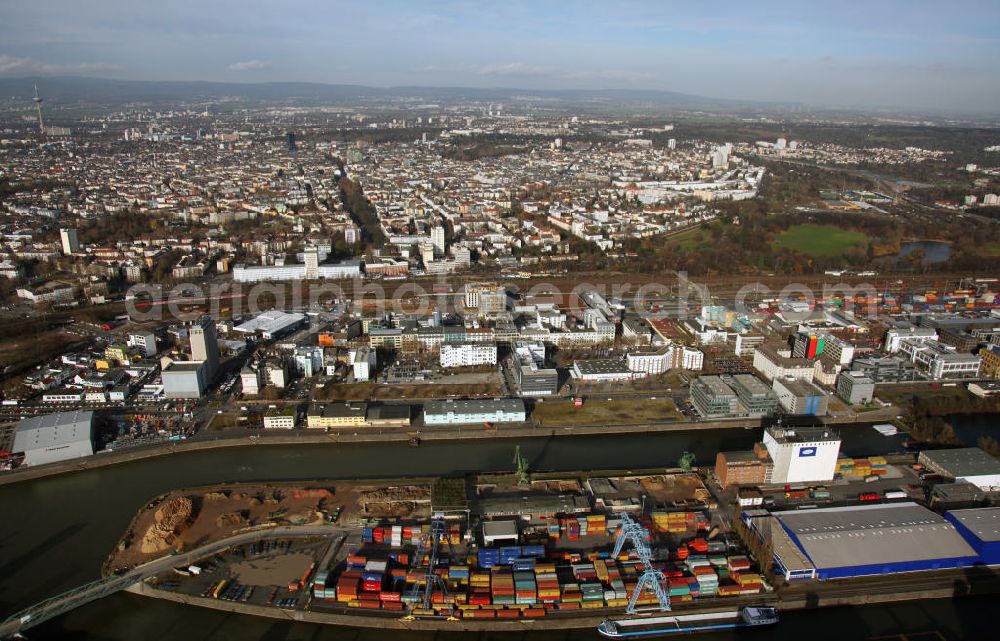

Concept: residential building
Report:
left=353, top=346, right=376, bottom=381
left=753, top=345, right=815, bottom=382
left=440, top=342, right=498, bottom=368
left=126, top=331, right=157, bottom=357
left=59, top=227, right=80, bottom=255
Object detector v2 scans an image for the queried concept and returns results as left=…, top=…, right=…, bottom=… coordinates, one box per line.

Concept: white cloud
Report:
left=228, top=59, right=271, bottom=71
left=0, top=54, right=120, bottom=75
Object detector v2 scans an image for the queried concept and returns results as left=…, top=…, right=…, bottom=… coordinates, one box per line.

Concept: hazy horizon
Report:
left=2, top=0, right=999, bottom=113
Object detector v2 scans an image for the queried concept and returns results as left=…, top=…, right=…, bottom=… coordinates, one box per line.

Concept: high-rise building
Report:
left=303, top=246, right=319, bottom=280
left=189, top=316, right=220, bottom=383
left=667, top=138, right=677, bottom=150
left=59, top=228, right=80, bottom=255
left=287, top=132, right=296, bottom=151
left=431, top=225, right=446, bottom=256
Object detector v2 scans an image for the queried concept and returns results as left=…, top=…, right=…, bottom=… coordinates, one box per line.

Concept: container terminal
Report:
left=100, top=449, right=1000, bottom=629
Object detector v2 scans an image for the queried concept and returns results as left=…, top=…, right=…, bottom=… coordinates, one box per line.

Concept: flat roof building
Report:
left=424, top=398, right=526, bottom=426
left=772, top=377, right=830, bottom=416
left=12, top=410, right=94, bottom=466
left=690, top=375, right=739, bottom=418
left=161, top=361, right=206, bottom=399
left=763, top=425, right=840, bottom=484
left=918, top=448, right=1000, bottom=491
left=946, top=507, right=1000, bottom=566
left=772, top=503, right=979, bottom=579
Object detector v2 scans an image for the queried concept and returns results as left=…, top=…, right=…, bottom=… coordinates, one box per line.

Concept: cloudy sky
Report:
left=1, top=0, right=999, bottom=112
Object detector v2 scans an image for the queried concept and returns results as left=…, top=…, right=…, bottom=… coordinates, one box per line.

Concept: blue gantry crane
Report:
left=611, top=512, right=671, bottom=614
left=405, top=512, right=452, bottom=614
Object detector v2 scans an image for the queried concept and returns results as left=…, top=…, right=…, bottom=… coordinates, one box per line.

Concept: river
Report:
left=0, top=420, right=969, bottom=639
left=30, top=592, right=997, bottom=640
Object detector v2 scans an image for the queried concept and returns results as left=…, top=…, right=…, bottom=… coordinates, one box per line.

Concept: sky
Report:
left=1, top=0, right=999, bottom=112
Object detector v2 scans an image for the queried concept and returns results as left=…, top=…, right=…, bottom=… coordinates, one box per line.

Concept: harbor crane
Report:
left=513, top=445, right=529, bottom=487
left=405, top=512, right=453, bottom=614
left=611, top=512, right=671, bottom=614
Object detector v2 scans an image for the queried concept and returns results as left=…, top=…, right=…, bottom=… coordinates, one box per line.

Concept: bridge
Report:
left=0, top=524, right=346, bottom=639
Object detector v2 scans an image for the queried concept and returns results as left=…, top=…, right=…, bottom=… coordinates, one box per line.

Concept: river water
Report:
left=0, top=421, right=980, bottom=640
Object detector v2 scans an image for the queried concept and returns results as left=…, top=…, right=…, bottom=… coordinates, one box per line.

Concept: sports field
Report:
left=771, top=223, right=869, bottom=257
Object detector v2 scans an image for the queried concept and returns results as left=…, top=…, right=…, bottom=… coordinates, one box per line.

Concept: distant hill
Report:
left=0, top=76, right=776, bottom=110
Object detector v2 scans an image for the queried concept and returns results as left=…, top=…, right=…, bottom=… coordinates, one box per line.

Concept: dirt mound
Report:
left=216, top=511, right=249, bottom=529
left=139, top=496, right=194, bottom=554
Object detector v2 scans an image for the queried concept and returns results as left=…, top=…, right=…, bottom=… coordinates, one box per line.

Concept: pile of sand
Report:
left=216, top=511, right=249, bottom=529
left=140, top=496, right=194, bottom=554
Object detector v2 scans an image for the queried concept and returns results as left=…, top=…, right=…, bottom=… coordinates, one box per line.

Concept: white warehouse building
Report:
left=763, top=425, right=841, bottom=484
left=12, top=410, right=95, bottom=466
left=424, top=399, right=526, bottom=426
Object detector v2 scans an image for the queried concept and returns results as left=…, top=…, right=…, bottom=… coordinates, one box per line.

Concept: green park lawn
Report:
left=771, top=224, right=868, bottom=257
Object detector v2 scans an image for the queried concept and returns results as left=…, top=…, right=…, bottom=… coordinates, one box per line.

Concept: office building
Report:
left=728, top=373, right=780, bottom=417
left=509, top=341, right=558, bottom=397
left=431, top=225, right=446, bottom=256
left=690, top=375, right=740, bottom=418
left=850, top=356, right=918, bottom=383
left=792, top=332, right=826, bottom=359
left=772, top=377, right=830, bottom=416
left=884, top=326, right=937, bottom=353
left=899, top=339, right=980, bottom=379
left=836, top=371, right=874, bottom=405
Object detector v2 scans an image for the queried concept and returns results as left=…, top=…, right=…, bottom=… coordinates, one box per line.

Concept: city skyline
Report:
left=1, top=0, right=999, bottom=113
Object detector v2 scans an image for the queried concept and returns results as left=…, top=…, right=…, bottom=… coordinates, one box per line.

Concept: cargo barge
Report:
left=597, top=606, right=779, bottom=637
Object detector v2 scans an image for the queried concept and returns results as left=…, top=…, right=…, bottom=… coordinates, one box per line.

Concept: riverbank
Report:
left=0, top=408, right=899, bottom=487
left=125, top=564, right=1000, bottom=632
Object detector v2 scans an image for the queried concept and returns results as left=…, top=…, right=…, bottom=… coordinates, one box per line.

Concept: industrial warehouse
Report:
left=745, top=503, right=1000, bottom=581
left=11, top=410, right=95, bottom=466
